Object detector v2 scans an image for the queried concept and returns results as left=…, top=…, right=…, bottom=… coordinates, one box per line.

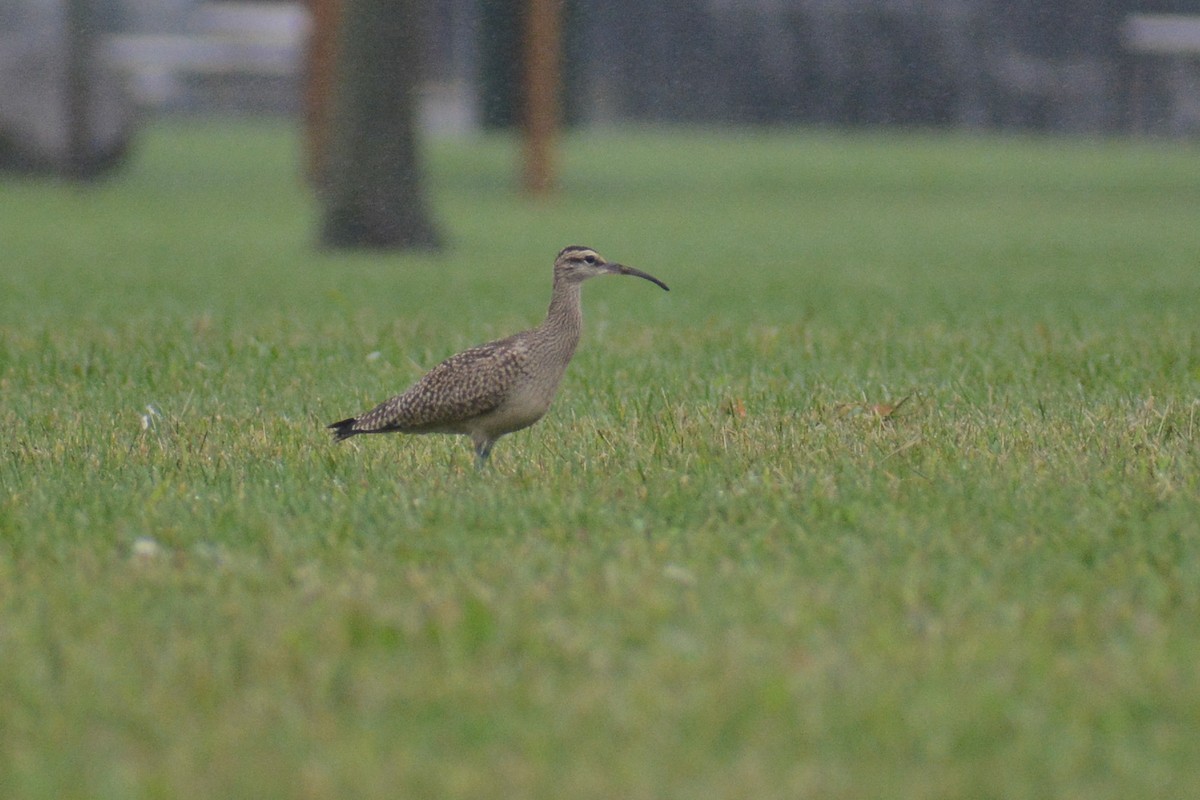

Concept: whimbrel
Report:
left=328, top=246, right=669, bottom=467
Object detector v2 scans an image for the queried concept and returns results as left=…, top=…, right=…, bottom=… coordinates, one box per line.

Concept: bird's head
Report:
left=553, top=245, right=670, bottom=291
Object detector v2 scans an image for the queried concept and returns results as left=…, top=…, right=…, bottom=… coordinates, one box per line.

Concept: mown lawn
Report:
left=1, top=120, right=1199, bottom=799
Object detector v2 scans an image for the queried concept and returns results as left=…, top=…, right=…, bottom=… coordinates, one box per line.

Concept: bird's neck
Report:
left=541, top=277, right=583, bottom=354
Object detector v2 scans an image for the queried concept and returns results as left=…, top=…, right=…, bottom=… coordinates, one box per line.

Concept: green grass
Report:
left=2, top=120, right=1200, bottom=799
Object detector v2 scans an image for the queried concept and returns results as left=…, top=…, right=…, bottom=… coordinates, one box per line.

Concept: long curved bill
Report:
left=614, top=264, right=670, bottom=291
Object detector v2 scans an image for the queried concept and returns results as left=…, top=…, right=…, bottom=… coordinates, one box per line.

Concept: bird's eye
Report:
left=584, top=255, right=596, bottom=265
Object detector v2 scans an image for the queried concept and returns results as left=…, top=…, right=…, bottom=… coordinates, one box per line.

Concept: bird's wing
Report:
left=354, top=336, right=529, bottom=432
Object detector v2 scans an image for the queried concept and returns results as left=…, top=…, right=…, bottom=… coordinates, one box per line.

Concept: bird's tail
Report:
left=327, top=418, right=360, bottom=442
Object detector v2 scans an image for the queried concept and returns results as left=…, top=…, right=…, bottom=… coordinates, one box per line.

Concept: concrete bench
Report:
left=102, top=2, right=308, bottom=110
left=1124, top=14, right=1200, bottom=135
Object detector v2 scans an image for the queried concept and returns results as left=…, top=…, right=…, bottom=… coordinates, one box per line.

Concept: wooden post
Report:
left=521, top=0, right=562, bottom=196
left=303, top=0, right=343, bottom=190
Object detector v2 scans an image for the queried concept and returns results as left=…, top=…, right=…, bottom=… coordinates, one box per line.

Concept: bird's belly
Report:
left=475, top=381, right=558, bottom=437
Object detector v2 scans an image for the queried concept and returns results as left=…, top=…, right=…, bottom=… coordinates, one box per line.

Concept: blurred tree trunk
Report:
left=479, top=0, right=521, bottom=130
left=317, top=0, right=443, bottom=250
left=65, top=0, right=95, bottom=179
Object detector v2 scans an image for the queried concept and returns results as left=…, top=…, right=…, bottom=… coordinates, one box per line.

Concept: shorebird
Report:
left=328, top=246, right=669, bottom=467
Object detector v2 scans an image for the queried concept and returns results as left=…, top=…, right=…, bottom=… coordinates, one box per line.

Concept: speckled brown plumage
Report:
left=328, top=246, right=669, bottom=466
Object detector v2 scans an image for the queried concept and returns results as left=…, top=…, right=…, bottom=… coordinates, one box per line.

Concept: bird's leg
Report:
left=473, top=438, right=495, bottom=470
